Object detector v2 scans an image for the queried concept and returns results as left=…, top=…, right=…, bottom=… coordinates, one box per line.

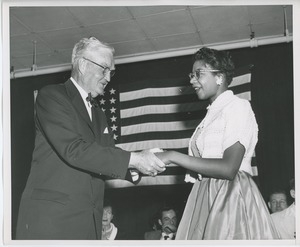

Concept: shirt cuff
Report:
left=130, top=169, right=139, bottom=182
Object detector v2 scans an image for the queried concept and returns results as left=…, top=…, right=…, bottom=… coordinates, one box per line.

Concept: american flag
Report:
left=99, top=65, right=256, bottom=188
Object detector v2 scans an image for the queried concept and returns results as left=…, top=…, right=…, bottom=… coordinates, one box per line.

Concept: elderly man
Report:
left=16, top=37, right=165, bottom=240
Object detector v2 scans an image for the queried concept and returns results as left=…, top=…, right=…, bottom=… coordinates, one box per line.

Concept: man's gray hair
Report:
left=71, top=37, right=115, bottom=63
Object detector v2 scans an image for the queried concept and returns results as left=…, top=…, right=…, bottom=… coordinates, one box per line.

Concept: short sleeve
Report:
left=222, top=99, right=258, bottom=156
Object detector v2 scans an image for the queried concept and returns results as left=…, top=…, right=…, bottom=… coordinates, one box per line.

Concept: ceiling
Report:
left=8, top=4, right=293, bottom=74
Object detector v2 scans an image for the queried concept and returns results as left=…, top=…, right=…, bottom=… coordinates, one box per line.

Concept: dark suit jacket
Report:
left=144, top=230, right=162, bottom=240
left=16, top=79, right=131, bottom=240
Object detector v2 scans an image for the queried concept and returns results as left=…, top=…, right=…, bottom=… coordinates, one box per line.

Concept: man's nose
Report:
left=105, top=72, right=111, bottom=82
left=190, top=77, right=198, bottom=84
left=169, top=219, right=175, bottom=224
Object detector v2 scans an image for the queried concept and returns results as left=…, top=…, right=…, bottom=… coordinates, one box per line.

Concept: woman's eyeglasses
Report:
left=188, top=69, right=220, bottom=80
left=83, top=57, right=115, bottom=77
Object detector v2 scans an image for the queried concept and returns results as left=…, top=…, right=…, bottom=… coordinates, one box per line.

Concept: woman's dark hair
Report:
left=194, top=47, right=235, bottom=85
left=103, top=198, right=114, bottom=214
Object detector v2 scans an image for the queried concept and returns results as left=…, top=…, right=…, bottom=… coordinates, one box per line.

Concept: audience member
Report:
left=271, top=179, right=295, bottom=239
left=268, top=189, right=288, bottom=214
left=102, top=200, right=118, bottom=240
left=144, top=206, right=178, bottom=240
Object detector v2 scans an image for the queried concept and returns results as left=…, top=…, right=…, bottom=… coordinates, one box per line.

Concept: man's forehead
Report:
left=162, top=209, right=176, bottom=216
left=270, top=193, right=287, bottom=199
left=87, top=47, right=113, bottom=59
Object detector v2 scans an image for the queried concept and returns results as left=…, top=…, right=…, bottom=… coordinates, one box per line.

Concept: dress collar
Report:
left=207, top=90, right=234, bottom=111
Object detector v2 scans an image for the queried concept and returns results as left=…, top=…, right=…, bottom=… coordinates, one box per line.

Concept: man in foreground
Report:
left=16, top=37, right=165, bottom=240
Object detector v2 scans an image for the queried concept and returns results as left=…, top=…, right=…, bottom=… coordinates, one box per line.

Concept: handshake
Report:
left=128, top=148, right=168, bottom=177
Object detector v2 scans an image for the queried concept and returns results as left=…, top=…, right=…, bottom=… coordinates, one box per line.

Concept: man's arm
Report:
left=37, top=85, right=165, bottom=178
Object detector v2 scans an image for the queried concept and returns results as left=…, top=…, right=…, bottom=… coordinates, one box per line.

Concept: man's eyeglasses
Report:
left=188, top=69, right=220, bottom=80
left=83, top=57, right=115, bottom=77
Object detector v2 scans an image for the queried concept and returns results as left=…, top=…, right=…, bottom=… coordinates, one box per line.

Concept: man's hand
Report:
left=163, top=224, right=177, bottom=234
left=129, top=150, right=166, bottom=176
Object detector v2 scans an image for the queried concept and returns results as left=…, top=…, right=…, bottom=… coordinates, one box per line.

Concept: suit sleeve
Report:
left=35, top=86, right=130, bottom=179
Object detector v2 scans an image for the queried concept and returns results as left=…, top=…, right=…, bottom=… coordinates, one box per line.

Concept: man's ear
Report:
left=78, top=58, right=87, bottom=74
left=290, top=189, right=295, bottom=199
left=158, top=219, right=162, bottom=226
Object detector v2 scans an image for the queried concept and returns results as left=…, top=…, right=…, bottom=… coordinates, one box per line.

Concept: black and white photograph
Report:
left=1, top=0, right=299, bottom=246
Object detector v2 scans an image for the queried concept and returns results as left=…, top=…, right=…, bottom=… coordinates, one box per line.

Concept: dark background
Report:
left=10, top=42, right=294, bottom=239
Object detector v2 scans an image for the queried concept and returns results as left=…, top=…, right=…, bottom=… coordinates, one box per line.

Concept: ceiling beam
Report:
left=10, top=34, right=292, bottom=79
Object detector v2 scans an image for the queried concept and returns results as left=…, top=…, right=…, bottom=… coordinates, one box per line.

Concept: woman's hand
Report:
left=154, top=151, right=173, bottom=166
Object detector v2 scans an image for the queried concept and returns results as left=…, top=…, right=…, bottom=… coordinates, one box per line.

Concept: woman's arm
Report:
left=156, top=141, right=245, bottom=180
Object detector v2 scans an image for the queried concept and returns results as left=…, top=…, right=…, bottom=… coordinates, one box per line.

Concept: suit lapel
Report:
left=157, top=230, right=163, bottom=240
left=65, top=79, right=94, bottom=131
left=92, top=106, right=107, bottom=136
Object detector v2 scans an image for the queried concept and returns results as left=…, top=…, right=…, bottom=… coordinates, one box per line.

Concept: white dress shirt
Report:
left=271, top=203, right=295, bottom=239
left=70, top=77, right=92, bottom=120
left=160, top=232, right=175, bottom=240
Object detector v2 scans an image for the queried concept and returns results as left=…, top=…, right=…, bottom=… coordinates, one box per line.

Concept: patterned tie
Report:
left=86, top=92, right=99, bottom=108
left=162, top=232, right=174, bottom=240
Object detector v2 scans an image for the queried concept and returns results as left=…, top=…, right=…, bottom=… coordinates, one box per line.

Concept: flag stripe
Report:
left=231, top=73, right=251, bottom=87
left=105, top=175, right=186, bottom=188
left=121, top=102, right=207, bottom=118
left=230, top=83, right=251, bottom=100
left=120, top=129, right=194, bottom=143
left=121, top=119, right=201, bottom=136
left=121, top=110, right=207, bottom=126
left=120, top=78, right=188, bottom=92
left=234, top=91, right=251, bottom=101
left=120, top=93, right=204, bottom=109
left=116, top=138, right=190, bottom=151
left=120, top=86, right=189, bottom=101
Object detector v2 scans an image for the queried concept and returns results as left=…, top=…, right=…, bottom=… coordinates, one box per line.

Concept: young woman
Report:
left=155, top=47, right=279, bottom=240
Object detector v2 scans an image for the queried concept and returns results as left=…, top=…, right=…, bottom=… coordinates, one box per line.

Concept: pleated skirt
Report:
left=176, top=171, right=280, bottom=240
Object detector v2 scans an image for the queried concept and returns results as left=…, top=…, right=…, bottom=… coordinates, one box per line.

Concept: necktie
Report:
left=86, top=93, right=99, bottom=108
left=164, top=235, right=169, bottom=240
left=162, top=232, right=174, bottom=240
